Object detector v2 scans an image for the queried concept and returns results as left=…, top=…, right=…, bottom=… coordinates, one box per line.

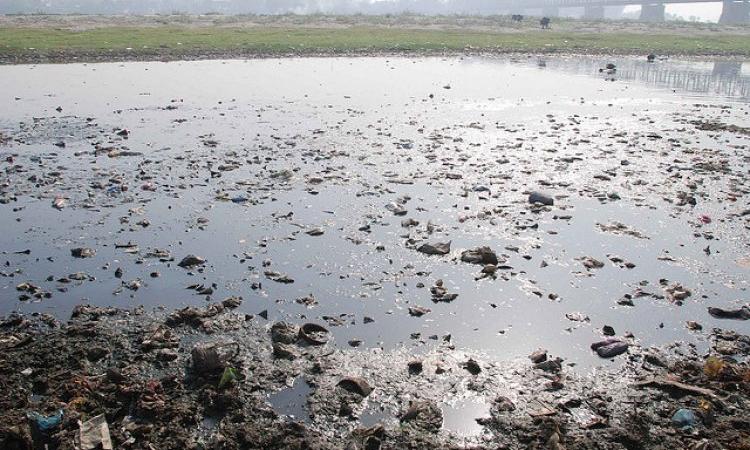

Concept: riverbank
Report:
left=1, top=304, right=748, bottom=449
left=1, top=14, right=750, bottom=64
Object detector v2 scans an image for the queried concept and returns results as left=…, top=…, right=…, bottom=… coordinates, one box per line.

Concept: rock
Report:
left=399, top=401, right=443, bottom=432
left=665, top=283, right=692, bottom=304
left=481, top=264, right=497, bottom=274
left=565, top=312, right=589, bottom=322
left=408, top=360, right=423, bottom=375
left=581, top=257, right=604, bottom=270
left=156, top=348, right=178, bottom=362
left=408, top=306, right=431, bottom=317
left=222, top=296, right=242, bottom=308
left=417, top=241, right=451, bottom=256
left=337, top=376, right=372, bottom=397
left=529, top=349, right=548, bottom=363
left=166, top=304, right=224, bottom=327
left=295, top=294, right=317, bottom=307
left=529, top=192, right=554, bottom=206
left=106, top=368, right=126, bottom=384
left=644, top=352, right=667, bottom=368
left=535, top=358, right=562, bottom=373
left=52, top=196, right=66, bottom=210
left=264, top=271, right=294, bottom=283
left=272, top=342, right=298, bottom=360
left=86, top=346, right=108, bottom=361
left=177, top=255, right=205, bottom=268
left=71, top=247, right=95, bottom=258
left=385, top=202, right=407, bottom=216
left=460, top=247, right=498, bottom=265
left=602, top=325, right=615, bottom=336
left=270, top=322, right=299, bottom=344
left=493, top=396, right=516, bottom=412
left=431, top=280, right=458, bottom=302
left=708, top=306, right=750, bottom=320
left=306, top=227, right=324, bottom=236
left=463, top=358, right=481, bottom=375
left=591, top=339, right=629, bottom=358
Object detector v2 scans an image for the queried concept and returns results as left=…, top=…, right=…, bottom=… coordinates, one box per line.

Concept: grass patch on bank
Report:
left=1, top=26, right=749, bottom=56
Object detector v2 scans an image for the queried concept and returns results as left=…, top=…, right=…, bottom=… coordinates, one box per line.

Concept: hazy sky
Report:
left=626, top=3, right=721, bottom=21
left=0, top=0, right=727, bottom=22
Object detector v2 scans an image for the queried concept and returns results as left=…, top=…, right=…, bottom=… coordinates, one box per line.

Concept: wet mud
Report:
left=1, top=305, right=749, bottom=449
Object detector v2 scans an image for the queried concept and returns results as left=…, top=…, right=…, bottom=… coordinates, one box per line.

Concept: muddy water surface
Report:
left=1, top=56, right=748, bottom=382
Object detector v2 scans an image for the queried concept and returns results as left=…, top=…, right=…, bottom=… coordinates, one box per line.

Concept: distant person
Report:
left=540, top=17, right=551, bottom=29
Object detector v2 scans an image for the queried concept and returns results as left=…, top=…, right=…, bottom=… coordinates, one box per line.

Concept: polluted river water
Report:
left=1, top=56, right=749, bottom=442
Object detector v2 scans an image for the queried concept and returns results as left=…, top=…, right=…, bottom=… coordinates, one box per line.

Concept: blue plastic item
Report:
left=27, top=409, right=64, bottom=432
left=672, top=408, right=698, bottom=430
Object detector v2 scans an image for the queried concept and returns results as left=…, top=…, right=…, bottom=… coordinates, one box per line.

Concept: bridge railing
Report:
left=504, top=0, right=719, bottom=9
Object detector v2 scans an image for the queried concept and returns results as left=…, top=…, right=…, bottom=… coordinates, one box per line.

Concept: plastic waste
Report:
left=528, top=191, right=554, bottom=206
left=79, top=414, right=113, bottom=450
left=704, top=356, right=726, bottom=380
left=218, top=366, right=239, bottom=389
left=191, top=341, right=240, bottom=375
left=672, top=408, right=698, bottom=430
left=27, top=409, right=63, bottom=432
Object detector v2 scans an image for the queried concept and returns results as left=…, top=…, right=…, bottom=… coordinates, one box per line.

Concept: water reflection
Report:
left=268, top=377, right=312, bottom=423
left=535, top=58, right=750, bottom=100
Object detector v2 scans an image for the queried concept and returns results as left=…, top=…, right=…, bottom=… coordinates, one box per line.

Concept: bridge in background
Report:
left=503, top=0, right=749, bottom=23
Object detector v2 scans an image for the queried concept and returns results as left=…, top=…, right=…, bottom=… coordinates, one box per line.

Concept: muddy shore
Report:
left=3, top=48, right=750, bottom=66
left=1, top=304, right=748, bottom=449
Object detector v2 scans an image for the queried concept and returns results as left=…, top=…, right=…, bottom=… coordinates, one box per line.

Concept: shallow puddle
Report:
left=440, top=397, right=491, bottom=437
left=267, top=377, right=312, bottom=422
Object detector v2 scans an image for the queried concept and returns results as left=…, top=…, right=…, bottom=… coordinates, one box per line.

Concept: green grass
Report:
left=1, top=26, right=749, bottom=58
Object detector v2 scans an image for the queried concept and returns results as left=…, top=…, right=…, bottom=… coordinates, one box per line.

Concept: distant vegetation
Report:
left=1, top=22, right=749, bottom=63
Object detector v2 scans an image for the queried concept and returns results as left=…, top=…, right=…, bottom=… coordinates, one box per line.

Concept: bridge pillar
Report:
left=584, top=5, right=605, bottom=19
left=640, top=3, right=665, bottom=22
left=542, top=6, right=560, bottom=17
left=719, top=0, right=750, bottom=24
